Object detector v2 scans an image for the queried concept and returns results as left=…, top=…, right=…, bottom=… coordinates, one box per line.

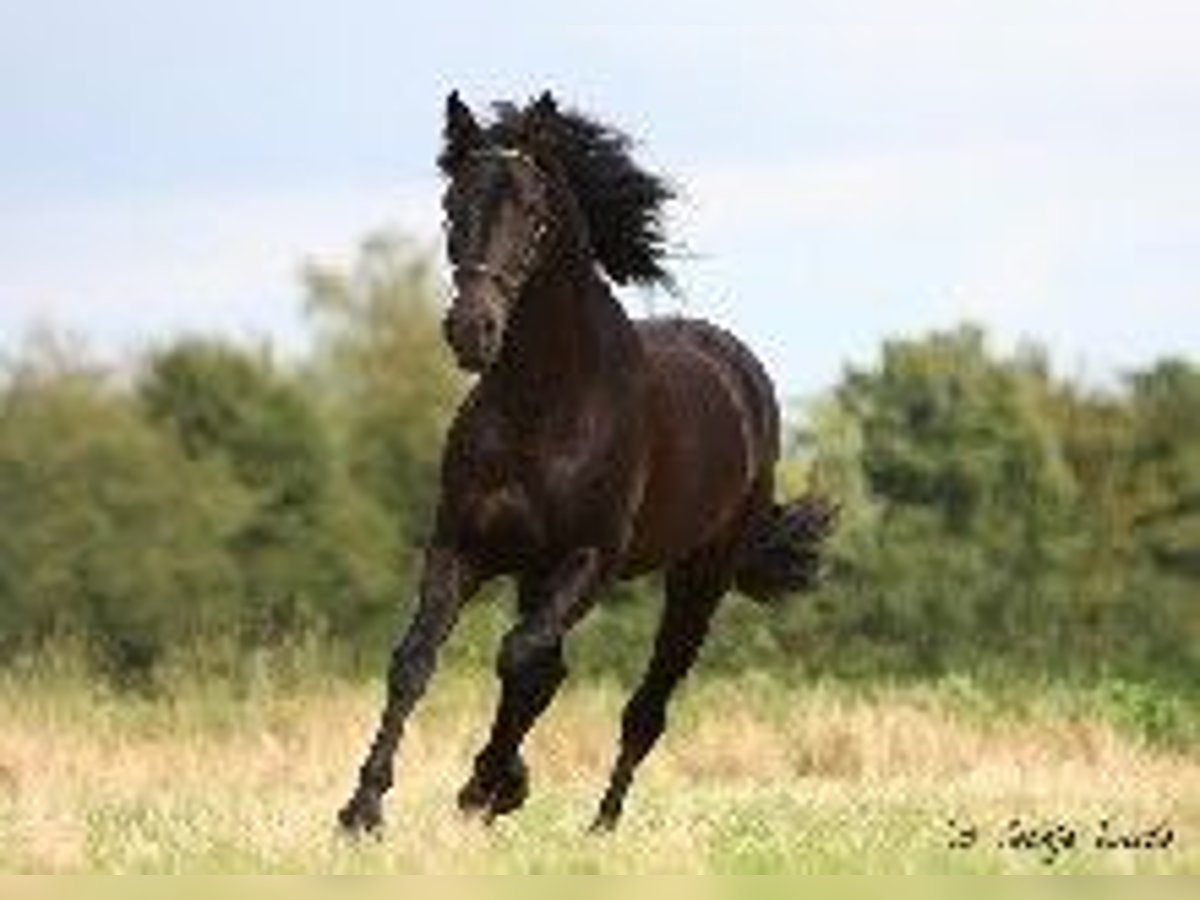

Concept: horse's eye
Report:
left=441, top=220, right=461, bottom=259
left=515, top=173, right=542, bottom=206
left=442, top=184, right=464, bottom=213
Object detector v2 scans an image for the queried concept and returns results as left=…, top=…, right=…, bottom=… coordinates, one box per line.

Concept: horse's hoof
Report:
left=456, top=775, right=492, bottom=817
left=486, top=756, right=529, bottom=820
left=588, top=795, right=622, bottom=834
left=456, top=755, right=529, bottom=823
left=588, top=812, right=619, bottom=835
left=337, top=793, right=384, bottom=837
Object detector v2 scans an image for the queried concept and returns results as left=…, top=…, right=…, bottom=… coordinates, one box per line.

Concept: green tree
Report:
left=789, top=326, right=1198, bottom=684
left=1126, top=359, right=1200, bottom=578
left=0, top=341, right=246, bottom=682
left=838, top=328, right=1077, bottom=665
left=301, top=231, right=463, bottom=544
left=138, top=338, right=402, bottom=650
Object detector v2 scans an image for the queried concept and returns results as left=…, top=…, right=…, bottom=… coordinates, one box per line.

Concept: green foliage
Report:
left=140, top=339, right=330, bottom=513
left=0, top=231, right=460, bottom=687
left=138, top=337, right=404, bottom=654
left=0, top=343, right=246, bottom=684
left=0, top=232, right=1195, bottom=700
left=838, top=327, right=1075, bottom=534
left=1094, top=677, right=1199, bottom=750
left=778, top=326, right=1199, bottom=686
left=1127, top=359, right=1200, bottom=579
left=302, top=231, right=464, bottom=543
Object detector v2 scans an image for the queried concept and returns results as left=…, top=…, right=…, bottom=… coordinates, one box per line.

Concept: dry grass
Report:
left=0, top=671, right=1195, bottom=873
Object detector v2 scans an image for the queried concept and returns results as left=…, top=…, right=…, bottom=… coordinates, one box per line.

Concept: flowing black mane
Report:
left=489, top=100, right=676, bottom=289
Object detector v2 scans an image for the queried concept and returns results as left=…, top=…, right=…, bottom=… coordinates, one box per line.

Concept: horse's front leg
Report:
left=458, top=547, right=605, bottom=822
left=339, top=545, right=479, bottom=835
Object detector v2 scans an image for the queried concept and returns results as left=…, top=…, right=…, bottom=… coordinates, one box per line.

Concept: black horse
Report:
left=339, top=91, right=833, bottom=834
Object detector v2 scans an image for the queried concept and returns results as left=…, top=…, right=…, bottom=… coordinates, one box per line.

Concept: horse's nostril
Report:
left=442, top=303, right=502, bottom=371
left=480, top=315, right=499, bottom=345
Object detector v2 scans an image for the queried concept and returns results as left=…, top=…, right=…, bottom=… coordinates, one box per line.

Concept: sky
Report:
left=1, top=0, right=1198, bottom=397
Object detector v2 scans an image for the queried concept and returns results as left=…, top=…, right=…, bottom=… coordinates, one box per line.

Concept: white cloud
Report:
left=0, top=181, right=441, bottom=352
left=6, top=0, right=1200, bottom=397
left=680, top=144, right=1005, bottom=234
left=6, top=125, right=1193, bottom=396
left=611, top=0, right=1200, bottom=89
left=666, top=134, right=1200, bottom=391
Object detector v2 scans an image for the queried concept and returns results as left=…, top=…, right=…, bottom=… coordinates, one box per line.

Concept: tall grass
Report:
left=0, top=656, right=1195, bottom=873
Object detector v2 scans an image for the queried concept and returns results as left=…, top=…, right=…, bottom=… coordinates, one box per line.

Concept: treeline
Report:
left=782, top=328, right=1198, bottom=686
left=0, top=234, right=458, bottom=685
left=0, top=232, right=1196, bottom=690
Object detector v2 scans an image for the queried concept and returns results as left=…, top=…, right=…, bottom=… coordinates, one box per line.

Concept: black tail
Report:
left=734, top=495, right=837, bottom=603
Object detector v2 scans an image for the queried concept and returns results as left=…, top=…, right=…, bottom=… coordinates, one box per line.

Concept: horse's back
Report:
left=639, top=317, right=779, bottom=453
left=621, top=317, right=780, bottom=574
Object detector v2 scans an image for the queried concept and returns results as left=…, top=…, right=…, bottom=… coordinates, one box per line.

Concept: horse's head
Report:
left=438, top=91, right=558, bottom=373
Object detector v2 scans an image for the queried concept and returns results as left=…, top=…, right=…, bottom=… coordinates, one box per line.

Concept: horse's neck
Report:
left=491, top=260, right=637, bottom=419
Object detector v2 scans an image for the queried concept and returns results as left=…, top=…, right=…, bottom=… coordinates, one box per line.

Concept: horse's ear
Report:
left=523, top=90, right=559, bottom=149
left=440, top=90, right=482, bottom=174
left=532, top=90, right=558, bottom=118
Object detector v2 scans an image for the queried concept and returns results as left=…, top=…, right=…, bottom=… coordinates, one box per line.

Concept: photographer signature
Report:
left=947, top=816, right=1176, bottom=865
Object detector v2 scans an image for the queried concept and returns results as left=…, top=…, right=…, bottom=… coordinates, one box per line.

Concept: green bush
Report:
left=138, top=337, right=407, bottom=658
left=0, top=359, right=246, bottom=684
left=0, top=238, right=1194, bottom=703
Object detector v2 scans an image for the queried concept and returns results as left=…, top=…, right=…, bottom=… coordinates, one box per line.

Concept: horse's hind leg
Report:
left=459, top=547, right=604, bottom=822
left=590, top=557, right=727, bottom=832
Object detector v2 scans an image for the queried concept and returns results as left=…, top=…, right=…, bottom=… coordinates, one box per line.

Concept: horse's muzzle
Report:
left=443, top=298, right=504, bottom=373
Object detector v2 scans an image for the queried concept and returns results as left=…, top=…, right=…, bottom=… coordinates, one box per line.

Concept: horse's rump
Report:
left=620, top=318, right=780, bottom=573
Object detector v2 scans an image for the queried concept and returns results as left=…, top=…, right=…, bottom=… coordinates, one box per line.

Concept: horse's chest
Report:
left=447, top=406, right=628, bottom=562
left=460, top=482, right=541, bottom=558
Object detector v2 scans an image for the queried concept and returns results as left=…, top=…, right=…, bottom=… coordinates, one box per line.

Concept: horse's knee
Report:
left=497, top=628, right=563, bottom=683
left=496, top=629, right=534, bottom=680
left=386, top=641, right=437, bottom=698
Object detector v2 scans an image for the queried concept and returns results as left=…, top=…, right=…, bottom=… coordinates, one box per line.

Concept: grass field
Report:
left=0, top=666, right=1196, bottom=874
